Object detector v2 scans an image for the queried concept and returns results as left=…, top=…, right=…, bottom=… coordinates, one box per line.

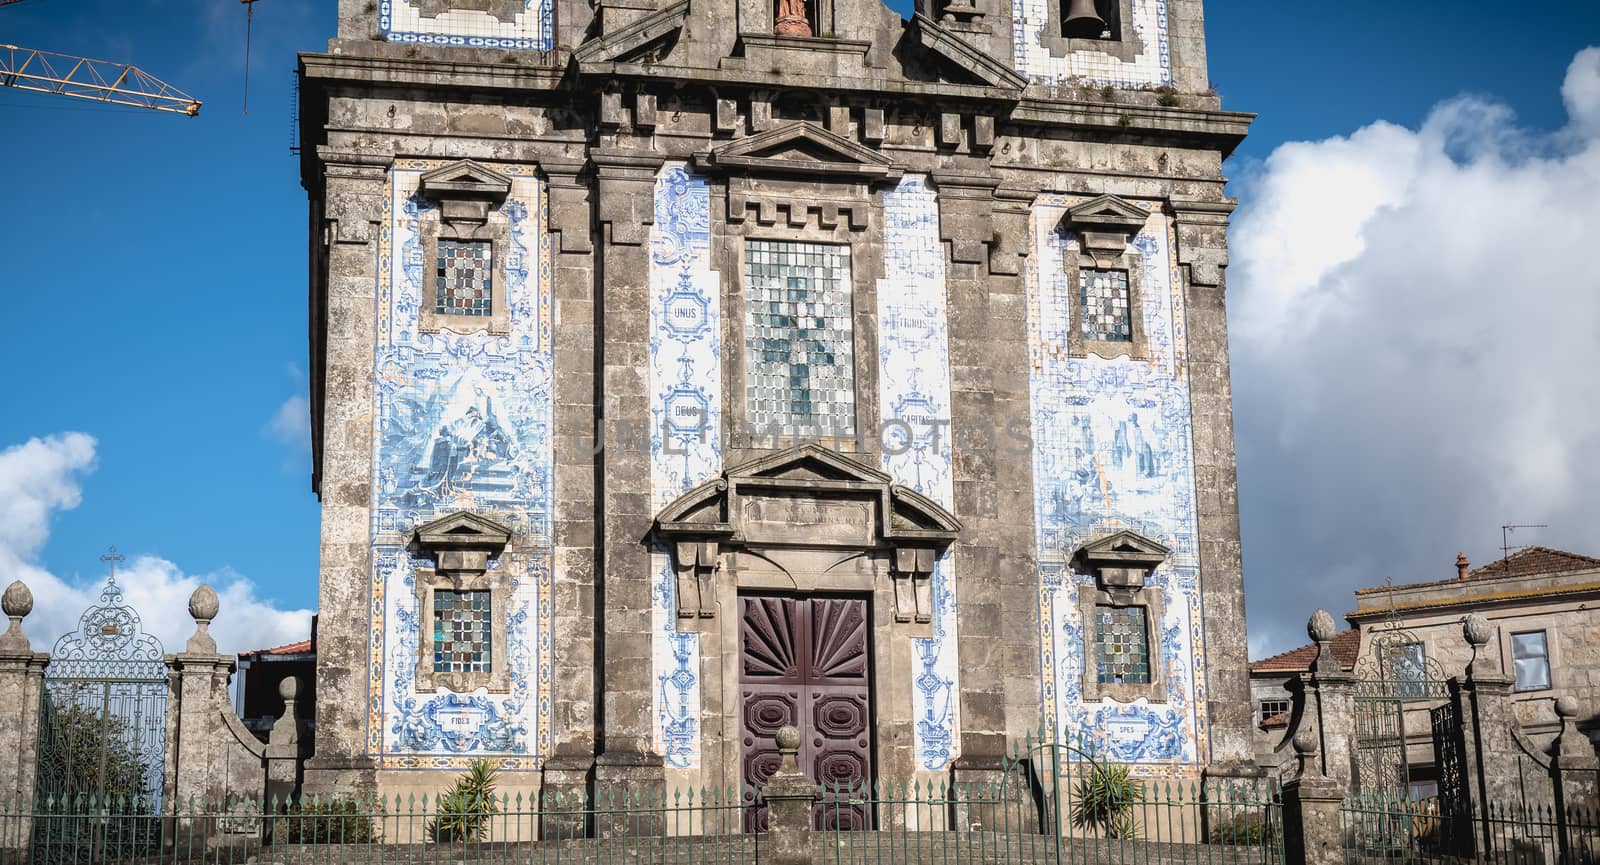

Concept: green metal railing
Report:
left=1340, top=793, right=1600, bottom=865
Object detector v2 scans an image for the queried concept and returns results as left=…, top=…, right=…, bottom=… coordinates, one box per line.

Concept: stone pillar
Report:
left=265, top=677, right=305, bottom=807
left=541, top=159, right=599, bottom=835
left=1552, top=696, right=1598, bottom=818
left=1298, top=610, right=1357, bottom=790
left=1172, top=199, right=1257, bottom=774
left=0, top=581, right=49, bottom=858
left=1456, top=613, right=1524, bottom=854
left=760, top=726, right=817, bottom=865
left=167, top=586, right=268, bottom=806
left=591, top=148, right=667, bottom=818
left=1282, top=727, right=1347, bottom=865
left=303, top=156, right=387, bottom=796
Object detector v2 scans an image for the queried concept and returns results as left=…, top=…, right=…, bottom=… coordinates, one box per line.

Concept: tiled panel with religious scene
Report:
left=1026, top=195, right=1207, bottom=776
left=367, top=162, right=554, bottom=769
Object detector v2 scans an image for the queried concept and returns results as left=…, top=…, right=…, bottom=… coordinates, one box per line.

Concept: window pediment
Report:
left=418, top=160, right=513, bottom=203
left=696, top=122, right=900, bottom=181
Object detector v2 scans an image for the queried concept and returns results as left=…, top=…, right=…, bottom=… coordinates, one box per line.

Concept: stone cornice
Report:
left=907, top=12, right=1026, bottom=92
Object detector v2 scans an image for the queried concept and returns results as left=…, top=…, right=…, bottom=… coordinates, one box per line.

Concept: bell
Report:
left=1062, top=0, right=1106, bottom=38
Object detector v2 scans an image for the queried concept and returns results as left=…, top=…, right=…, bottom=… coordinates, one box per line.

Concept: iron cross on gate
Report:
left=100, top=545, right=126, bottom=584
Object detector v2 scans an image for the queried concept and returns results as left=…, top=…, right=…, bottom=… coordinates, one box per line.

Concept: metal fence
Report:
left=0, top=770, right=1282, bottom=865
left=1340, top=793, right=1600, bottom=865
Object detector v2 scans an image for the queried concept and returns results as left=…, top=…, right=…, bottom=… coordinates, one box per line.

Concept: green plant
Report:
left=1208, top=810, right=1276, bottom=846
left=1154, top=86, right=1180, bottom=107
left=1099, top=84, right=1117, bottom=101
left=279, top=798, right=383, bottom=844
left=1070, top=763, right=1142, bottom=839
left=427, top=759, right=501, bottom=843
left=36, top=699, right=153, bottom=802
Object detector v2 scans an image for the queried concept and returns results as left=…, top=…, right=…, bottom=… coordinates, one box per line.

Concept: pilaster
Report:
left=1171, top=197, right=1254, bottom=772
left=592, top=147, right=668, bottom=794
left=304, top=155, right=388, bottom=796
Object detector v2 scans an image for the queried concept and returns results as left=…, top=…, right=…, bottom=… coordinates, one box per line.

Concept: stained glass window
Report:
left=1094, top=604, right=1151, bottom=684
left=436, top=239, right=493, bottom=317
left=1079, top=268, right=1132, bottom=342
left=1512, top=631, right=1551, bottom=692
left=743, top=240, right=856, bottom=437
left=432, top=589, right=492, bottom=673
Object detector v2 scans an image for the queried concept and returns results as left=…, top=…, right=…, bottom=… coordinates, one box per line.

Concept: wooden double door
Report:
left=740, top=595, right=873, bottom=830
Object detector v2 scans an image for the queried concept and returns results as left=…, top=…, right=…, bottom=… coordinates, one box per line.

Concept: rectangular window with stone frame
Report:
left=415, top=161, right=515, bottom=336
left=742, top=239, right=857, bottom=439
left=1061, top=196, right=1152, bottom=361
left=1511, top=630, right=1551, bottom=692
left=1077, top=590, right=1166, bottom=703
left=410, top=510, right=514, bottom=694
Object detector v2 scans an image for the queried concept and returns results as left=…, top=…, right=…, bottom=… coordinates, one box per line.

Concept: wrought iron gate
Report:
left=1351, top=626, right=1447, bottom=797
left=1429, top=700, right=1473, bottom=856
left=32, top=552, right=168, bottom=863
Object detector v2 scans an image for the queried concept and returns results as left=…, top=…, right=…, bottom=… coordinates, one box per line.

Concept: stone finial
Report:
left=1463, top=613, right=1492, bottom=648
left=1556, top=696, right=1579, bottom=719
left=1, top=580, right=33, bottom=651
left=1553, top=696, right=1594, bottom=763
left=269, top=676, right=302, bottom=747
left=185, top=584, right=219, bottom=654
left=1308, top=609, right=1336, bottom=643
left=1292, top=725, right=1321, bottom=779
left=1456, top=552, right=1470, bottom=580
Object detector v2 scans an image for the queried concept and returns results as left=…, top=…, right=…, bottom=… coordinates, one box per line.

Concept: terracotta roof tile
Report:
left=1355, top=547, right=1600, bottom=594
left=238, top=638, right=313, bottom=659
left=1250, top=629, right=1359, bottom=674
left=1259, top=711, right=1290, bottom=730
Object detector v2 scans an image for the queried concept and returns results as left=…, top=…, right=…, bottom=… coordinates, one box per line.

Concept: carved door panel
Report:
left=740, top=595, right=873, bottom=832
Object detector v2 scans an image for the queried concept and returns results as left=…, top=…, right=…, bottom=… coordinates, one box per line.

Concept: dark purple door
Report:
left=740, top=595, right=873, bottom=831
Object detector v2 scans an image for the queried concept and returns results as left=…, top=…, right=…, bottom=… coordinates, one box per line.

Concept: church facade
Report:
left=295, top=0, right=1255, bottom=798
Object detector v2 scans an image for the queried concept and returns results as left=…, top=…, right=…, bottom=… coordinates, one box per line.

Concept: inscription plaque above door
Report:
left=740, top=594, right=872, bottom=830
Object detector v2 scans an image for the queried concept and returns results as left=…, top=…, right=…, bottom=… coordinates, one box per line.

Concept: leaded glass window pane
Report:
left=743, top=240, right=856, bottom=437
left=1079, top=268, right=1132, bottom=342
left=1512, top=631, right=1551, bottom=692
left=1094, top=604, right=1151, bottom=684
left=432, top=589, right=492, bottom=673
left=436, top=239, right=493, bottom=317
left=1390, top=642, right=1426, bottom=698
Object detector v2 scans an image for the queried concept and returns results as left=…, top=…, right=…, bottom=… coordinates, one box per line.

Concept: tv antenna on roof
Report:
left=1500, top=523, right=1548, bottom=574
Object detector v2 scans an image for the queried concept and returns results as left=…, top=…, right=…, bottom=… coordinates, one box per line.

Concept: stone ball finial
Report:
left=2, top=581, right=33, bottom=619
left=1463, top=613, right=1492, bottom=647
left=775, top=724, right=801, bottom=753
left=1556, top=696, right=1579, bottom=719
left=278, top=676, right=301, bottom=702
left=1292, top=726, right=1319, bottom=756
left=1308, top=609, right=1336, bottom=643
left=188, top=584, right=219, bottom=622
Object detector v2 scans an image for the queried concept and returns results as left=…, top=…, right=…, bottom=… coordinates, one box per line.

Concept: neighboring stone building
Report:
left=294, top=0, right=1256, bottom=801
left=235, top=637, right=317, bottom=742
left=1249, top=547, right=1600, bottom=788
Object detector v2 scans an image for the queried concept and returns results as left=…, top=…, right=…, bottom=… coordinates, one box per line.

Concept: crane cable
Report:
left=242, top=0, right=256, bottom=115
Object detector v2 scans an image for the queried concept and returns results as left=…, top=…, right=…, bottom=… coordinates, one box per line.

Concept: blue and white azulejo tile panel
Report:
left=379, top=0, right=553, bottom=50
left=1010, top=0, right=1171, bottom=87
left=1025, top=196, right=1208, bottom=777
left=648, top=163, right=721, bottom=770
left=369, top=161, right=554, bottom=770
left=878, top=176, right=961, bottom=772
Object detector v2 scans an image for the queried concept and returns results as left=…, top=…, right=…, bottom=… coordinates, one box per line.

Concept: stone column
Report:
left=591, top=148, right=667, bottom=818
left=1281, top=727, right=1347, bottom=865
left=759, top=726, right=818, bottom=865
left=303, top=156, right=388, bottom=796
left=0, top=581, right=49, bottom=858
left=541, top=159, right=600, bottom=836
left=1172, top=199, right=1257, bottom=775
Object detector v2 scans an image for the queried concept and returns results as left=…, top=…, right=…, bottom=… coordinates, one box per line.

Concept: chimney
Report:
left=1456, top=552, right=1470, bottom=580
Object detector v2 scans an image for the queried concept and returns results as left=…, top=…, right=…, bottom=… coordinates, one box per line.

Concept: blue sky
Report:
left=2, top=0, right=1598, bottom=655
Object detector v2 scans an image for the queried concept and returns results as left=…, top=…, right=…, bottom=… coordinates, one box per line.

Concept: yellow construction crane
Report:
left=0, top=43, right=201, bottom=115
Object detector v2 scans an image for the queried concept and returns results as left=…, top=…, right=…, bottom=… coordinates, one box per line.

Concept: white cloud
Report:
left=1232, top=47, right=1600, bottom=656
left=0, top=434, right=312, bottom=657
left=268, top=394, right=311, bottom=452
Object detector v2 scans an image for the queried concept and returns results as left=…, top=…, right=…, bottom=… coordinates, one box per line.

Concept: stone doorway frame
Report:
left=652, top=444, right=960, bottom=797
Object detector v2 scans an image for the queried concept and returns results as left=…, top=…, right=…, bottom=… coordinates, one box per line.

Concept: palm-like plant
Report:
left=427, top=759, right=501, bottom=843
left=1070, top=763, right=1142, bottom=839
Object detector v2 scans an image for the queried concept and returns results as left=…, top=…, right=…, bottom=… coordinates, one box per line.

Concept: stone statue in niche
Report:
left=773, top=0, right=813, bottom=37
